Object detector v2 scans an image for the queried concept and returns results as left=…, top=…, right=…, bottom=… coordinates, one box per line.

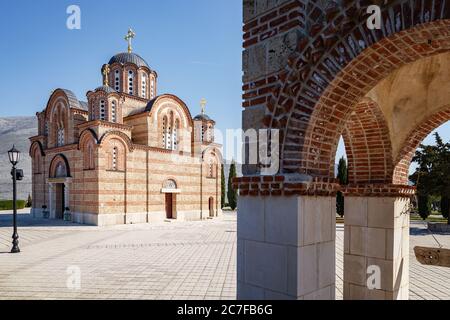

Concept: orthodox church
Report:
left=29, top=29, right=222, bottom=226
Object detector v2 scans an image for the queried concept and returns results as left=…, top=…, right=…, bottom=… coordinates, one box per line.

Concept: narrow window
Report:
left=209, top=159, right=214, bottom=178
left=162, top=117, right=167, bottom=148
left=111, top=101, right=117, bottom=123
left=141, top=74, right=147, bottom=98
left=173, top=119, right=179, bottom=150
left=57, top=128, right=65, bottom=146
left=128, top=70, right=134, bottom=95
left=150, top=79, right=155, bottom=99
left=112, top=147, right=118, bottom=171
left=100, top=100, right=106, bottom=121
left=166, top=122, right=172, bottom=149
left=201, top=125, right=205, bottom=142
left=114, top=70, right=120, bottom=91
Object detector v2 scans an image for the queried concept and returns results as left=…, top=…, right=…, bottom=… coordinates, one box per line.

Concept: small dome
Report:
left=108, top=52, right=149, bottom=68
left=94, top=86, right=117, bottom=94
left=194, top=113, right=212, bottom=121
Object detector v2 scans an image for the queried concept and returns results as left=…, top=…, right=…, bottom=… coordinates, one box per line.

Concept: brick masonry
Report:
left=241, top=0, right=450, bottom=193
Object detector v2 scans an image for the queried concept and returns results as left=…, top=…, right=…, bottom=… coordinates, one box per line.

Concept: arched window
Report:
left=112, top=147, right=118, bottom=171
left=208, top=158, right=214, bottom=178
left=173, top=119, right=179, bottom=150
left=141, top=73, right=147, bottom=98
left=162, top=116, right=167, bottom=148
left=150, top=78, right=155, bottom=99
left=57, top=127, right=65, bottom=146
left=114, top=69, right=120, bottom=92
left=207, top=125, right=212, bottom=142
left=84, top=143, right=95, bottom=170
left=44, top=123, right=49, bottom=136
left=111, top=101, right=117, bottom=123
left=33, top=151, right=41, bottom=174
left=55, top=162, right=67, bottom=178
left=201, top=125, right=205, bottom=142
left=166, top=113, right=173, bottom=149
left=128, top=70, right=134, bottom=95
left=100, top=100, right=106, bottom=121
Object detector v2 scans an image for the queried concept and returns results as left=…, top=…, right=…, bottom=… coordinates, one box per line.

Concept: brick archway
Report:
left=239, top=0, right=450, bottom=301
left=342, top=98, right=393, bottom=184
left=255, top=2, right=450, bottom=182
left=393, top=106, right=450, bottom=184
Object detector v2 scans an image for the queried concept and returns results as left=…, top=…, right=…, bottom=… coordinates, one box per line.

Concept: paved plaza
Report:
left=0, top=210, right=449, bottom=300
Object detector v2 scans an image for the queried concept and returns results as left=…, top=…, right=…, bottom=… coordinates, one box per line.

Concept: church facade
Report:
left=29, top=31, right=222, bottom=226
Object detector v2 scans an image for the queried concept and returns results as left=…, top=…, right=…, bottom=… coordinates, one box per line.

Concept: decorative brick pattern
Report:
left=342, top=183, right=416, bottom=198
left=242, top=0, right=450, bottom=187
left=343, top=99, right=393, bottom=184
left=233, top=175, right=339, bottom=196
left=393, top=106, right=450, bottom=184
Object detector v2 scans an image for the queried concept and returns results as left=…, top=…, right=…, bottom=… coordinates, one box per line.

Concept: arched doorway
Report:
left=209, top=197, right=214, bottom=217
left=48, top=154, right=71, bottom=220
left=162, top=179, right=178, bottom=220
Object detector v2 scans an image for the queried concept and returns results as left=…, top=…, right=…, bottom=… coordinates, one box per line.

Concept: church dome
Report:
left=193, top=113, right=212, bottom=121
left=108, top=52, right=150, bottom=68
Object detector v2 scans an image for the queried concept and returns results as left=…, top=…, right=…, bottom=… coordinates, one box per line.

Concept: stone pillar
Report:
left=64, top=182, right=70, bottom=208
left=48, top=184, right=54, bottom=219
left=237, top=195, right=336, bottom=300
left=343, top=186, right=413, bottom=300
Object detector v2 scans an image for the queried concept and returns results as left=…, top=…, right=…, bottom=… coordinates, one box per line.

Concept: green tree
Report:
left=410, top=133, right=450, bottom=223
left=26, top=194, right=32, bottom=208
left=336, top=157, right=348, bottom=217
left=221, top=164, right=226, bottom=209
left=227, top=161, right=237, bottom=210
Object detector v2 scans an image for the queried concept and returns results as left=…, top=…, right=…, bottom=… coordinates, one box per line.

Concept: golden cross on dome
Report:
left=102, top=64, right=110, bottom=86
left=124, top=28, right=136, bottom=53
left=200, top=98, right=207, bottom=115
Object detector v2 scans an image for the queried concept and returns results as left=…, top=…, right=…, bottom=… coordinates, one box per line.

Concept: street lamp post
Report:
left=8, top=145, right=21, bottom=254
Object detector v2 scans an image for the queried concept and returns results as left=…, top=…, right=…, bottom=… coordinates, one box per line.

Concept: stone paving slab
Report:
left=0, top=210, right=449, bottom=300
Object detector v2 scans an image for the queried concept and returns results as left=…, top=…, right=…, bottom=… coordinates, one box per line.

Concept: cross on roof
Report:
left=200, top=98, right=207, bottom=115
left=124, top=28, right=136, bottom=53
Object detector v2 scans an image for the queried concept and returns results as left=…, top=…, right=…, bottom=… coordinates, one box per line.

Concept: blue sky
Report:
left=0, top=0, right=449, bottom=169
left=0, top=0, right=242, bottom=135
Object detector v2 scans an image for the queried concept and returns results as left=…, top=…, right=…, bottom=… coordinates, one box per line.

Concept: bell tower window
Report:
left=162, top=117, right=167, bottom=148
left=100, top=100, right=106, bottom=121
left=128, top=70, right=134, bottom=95
left=150, top=79, right=155, bottom=99
left=141, top=74, right=147, bottom=98
left=173, top=119, right=179, bottom=150
left=114, top=70, right=120, bottom=92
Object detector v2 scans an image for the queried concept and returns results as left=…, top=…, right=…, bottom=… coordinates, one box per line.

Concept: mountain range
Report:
left=0, top=117, right=37, bottom=200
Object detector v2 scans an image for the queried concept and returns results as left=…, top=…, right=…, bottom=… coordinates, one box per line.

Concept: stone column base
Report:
left=237, top=195, right=336, bottom=300
left=344, top=196, right=410, bottom=300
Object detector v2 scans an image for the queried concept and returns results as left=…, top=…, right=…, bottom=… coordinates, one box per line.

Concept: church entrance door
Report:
left=55, top=184, right=65, bottom=220
left=209, top=197, right=214, bottom=217
left=165, top=193, right=174, bottom=219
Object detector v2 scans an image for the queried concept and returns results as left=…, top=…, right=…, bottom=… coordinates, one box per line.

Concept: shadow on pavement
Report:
left=0, top=213, right=85, bottom=228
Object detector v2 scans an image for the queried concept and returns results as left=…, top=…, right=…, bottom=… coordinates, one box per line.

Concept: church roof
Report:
left=59, top=89, right=88, bottom=111
left=193, top=113, right=212, bottom=121
left=108, top=52, right=150, bottom=68
left=94, top=85, right=117, bottom=94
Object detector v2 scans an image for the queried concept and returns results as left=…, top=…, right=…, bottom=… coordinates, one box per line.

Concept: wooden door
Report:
left=165, top=193, right=173, bottom=219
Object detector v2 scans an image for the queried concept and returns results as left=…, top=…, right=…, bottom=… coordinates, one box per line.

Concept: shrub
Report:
left=0, top=200, right=27, bottom=211
left=26, top=194, right=32, bottom=208
left=418, top=195, right=431, bottom=220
